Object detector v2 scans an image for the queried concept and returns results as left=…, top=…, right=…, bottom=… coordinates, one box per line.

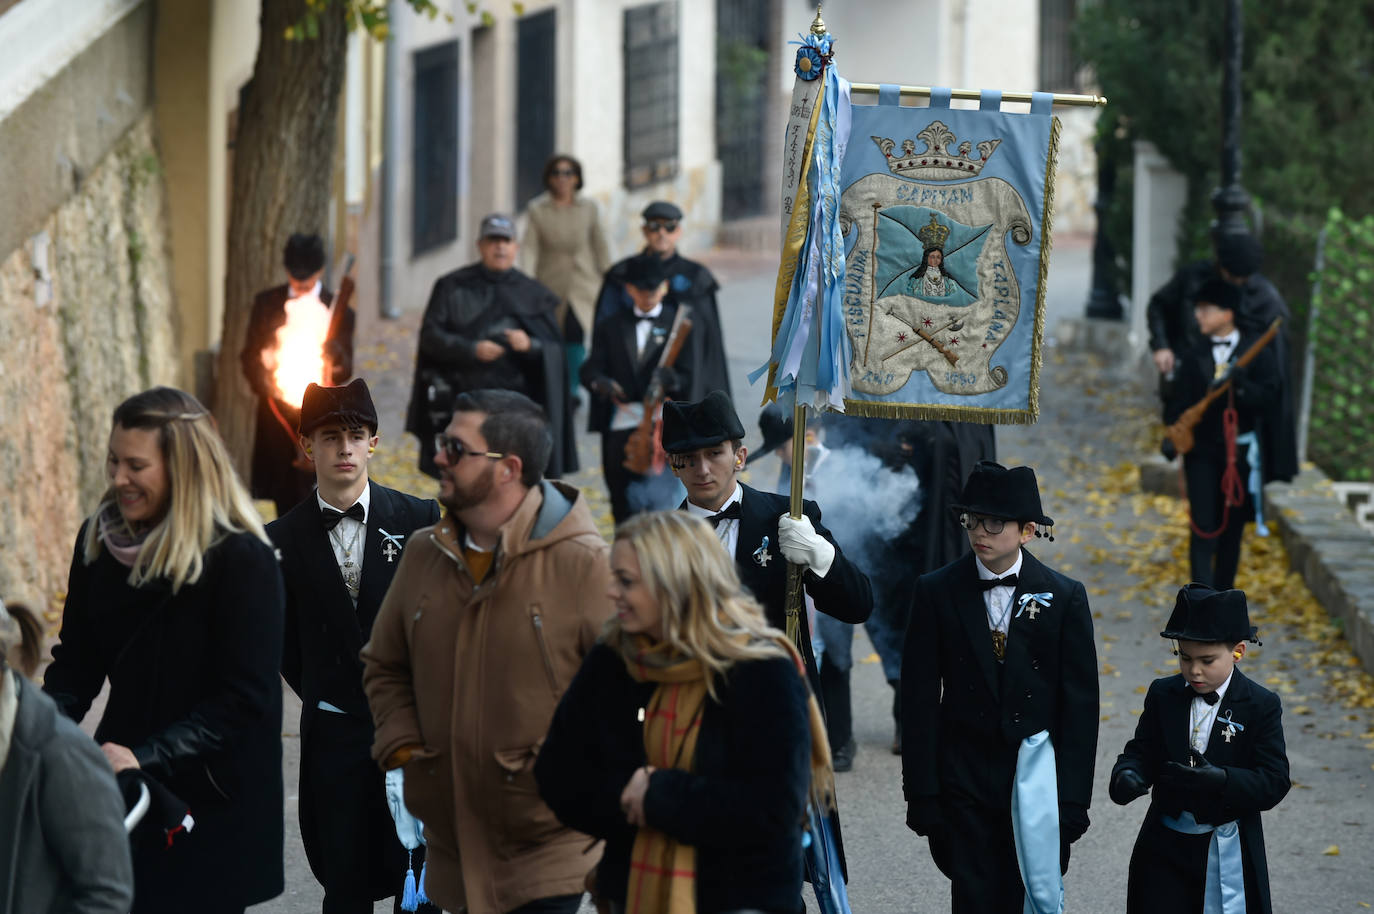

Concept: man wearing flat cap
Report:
left=581, top=252, right=697, bottom=523
left=902, top=460, right=1099, bottom=913
left=595, top=201, right=732, bottom=401
left=241, top=232, right=356, bottom=518
left=1145, top=230, right=1297, bottom=482
left=269, top=378, right=440, bottom=914
left=406, top=213, right=576, bottom=480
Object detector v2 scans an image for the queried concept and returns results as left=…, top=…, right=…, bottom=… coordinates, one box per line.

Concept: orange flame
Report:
left=263, top=294, right=331, bottom=407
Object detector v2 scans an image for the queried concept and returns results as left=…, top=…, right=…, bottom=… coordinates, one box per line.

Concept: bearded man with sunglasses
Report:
left=594, top=201, right=732, bottom=399
left=901, top=460, right=1099, bottom=913
left=363, top=389, right=612, bottom=914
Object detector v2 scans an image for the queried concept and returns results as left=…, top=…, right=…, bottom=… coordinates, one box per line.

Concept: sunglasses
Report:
left=958, top=513, right=1011, bottom=535
left=550, top=168, right=577, bottom=177
left=643, top=220, right=679, bottom=233
left=434, top=434, right=505, bottom=463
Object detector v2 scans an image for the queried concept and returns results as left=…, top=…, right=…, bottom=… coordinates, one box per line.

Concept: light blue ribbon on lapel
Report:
left=1011, top=730, right=1064, bottom=914
left=1161, top=810, right=1246, bottom=914
left=1016, top=593, right=1053, bottom=618
left=1233, top=432, right=1269, bottom=536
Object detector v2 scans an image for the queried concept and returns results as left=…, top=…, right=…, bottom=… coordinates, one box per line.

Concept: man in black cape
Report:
left=405, top=213, right=576, bottom=478
left=595, top=201, right=732, bottom=400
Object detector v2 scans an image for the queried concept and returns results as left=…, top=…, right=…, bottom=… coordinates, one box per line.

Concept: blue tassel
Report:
left=416, top=859, right=431, bottom=906
left=400, top=851, right=419, bottom=912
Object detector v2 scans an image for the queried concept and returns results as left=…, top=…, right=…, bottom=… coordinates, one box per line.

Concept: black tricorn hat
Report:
left=950, top=460, right=1054, bottom=530
left=298, top=378, right=378, bottom=436
left=1161, top=583, right=1259, bottom=644
left=1196, top=277, right=1241, bottom=313
left=746, top=402, right=794, bottom=466
left=624, top=253, right=668, bottom=290
left=283, top=233, right=326, bottom=280
left=661, top=390, right=745, bottom=454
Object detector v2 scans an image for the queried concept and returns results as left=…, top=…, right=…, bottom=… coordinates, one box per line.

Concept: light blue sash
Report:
left=1011, top=730, right=1064, bottom=914
left=1233, top=431, right=1269, bottom=535
left=1161, top=810, right=1246, bottom=914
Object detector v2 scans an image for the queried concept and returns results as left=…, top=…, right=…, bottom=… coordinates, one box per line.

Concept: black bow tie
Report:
left=1194, top=690, right=1221, bottom=706
left=637, top=313, right=659, bottom=323
left=706, top=502, right=742, bottom=528
left=978, top=574, right=1017, bottom=591
left=321, top=503, right=365, bottom=530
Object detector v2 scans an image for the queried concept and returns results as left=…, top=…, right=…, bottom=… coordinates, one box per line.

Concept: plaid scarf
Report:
left=619, top=634, right=835, bottom=914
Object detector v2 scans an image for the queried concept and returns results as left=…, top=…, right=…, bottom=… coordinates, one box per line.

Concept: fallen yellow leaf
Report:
left=1322, top=844, right=1340, bottom=856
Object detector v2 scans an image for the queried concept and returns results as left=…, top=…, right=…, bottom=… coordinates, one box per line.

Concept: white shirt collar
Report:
left=685, top=481, right=743, bottom=519
left=316, top=482, right=371, bottom=523
left=634, top=304, right=664, bottom=322
left=1210, top=330, right=1240, bottom=347
left=975, top=549, right=1024, bottom=582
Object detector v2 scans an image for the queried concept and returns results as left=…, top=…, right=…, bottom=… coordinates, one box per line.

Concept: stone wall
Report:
left=0, top=113, right=177, bottom=614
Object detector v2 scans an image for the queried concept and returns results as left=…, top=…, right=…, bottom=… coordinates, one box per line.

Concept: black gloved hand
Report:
left=1159, top=756, right=1228, bottom=794
left=1109, top=766, right=1150, bottom=805
left=589, top=377, right=627, bottom=401
left=652, top=365, right=680, bottom=392
left=1059, top=802, right=1090, bottom=843
left=905, top=796, right=943, bottom=837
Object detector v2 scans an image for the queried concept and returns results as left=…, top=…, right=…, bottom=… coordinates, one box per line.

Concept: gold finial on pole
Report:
left=810, top=5, right=827, bottom=37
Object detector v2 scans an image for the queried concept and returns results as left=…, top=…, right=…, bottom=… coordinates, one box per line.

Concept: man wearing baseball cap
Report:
left=406, top=213, right=577, bottom=479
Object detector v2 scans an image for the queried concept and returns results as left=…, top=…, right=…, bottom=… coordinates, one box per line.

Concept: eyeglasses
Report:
left=958, top=513, right=1009, bottom=535
left=434, top=434, right=504, bottom=463
left=550, top=168, right=577, bottom=177
left=643, top=220, right=679, bottom=233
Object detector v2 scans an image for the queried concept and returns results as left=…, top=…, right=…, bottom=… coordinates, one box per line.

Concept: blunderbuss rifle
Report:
left=1164, top=317, right=1280, bottom=457
left=623, top=305, right=694, bottom=475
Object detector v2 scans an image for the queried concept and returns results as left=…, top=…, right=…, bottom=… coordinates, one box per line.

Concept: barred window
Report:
left=623, top=1, right=679, bottom=189
left=1039, top=0, right=1078, bottom=93
left=412, top=40, right=459, bottom=256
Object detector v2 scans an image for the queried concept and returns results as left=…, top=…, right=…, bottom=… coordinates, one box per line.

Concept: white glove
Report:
left=777, top=513, right=836, bottom=579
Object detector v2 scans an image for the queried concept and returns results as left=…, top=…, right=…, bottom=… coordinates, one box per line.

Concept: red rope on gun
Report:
left=1179, top=390, right=1245, bottom=540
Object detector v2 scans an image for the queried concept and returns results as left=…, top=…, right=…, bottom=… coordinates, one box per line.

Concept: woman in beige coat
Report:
left=522, top=154, right=611, bottom=396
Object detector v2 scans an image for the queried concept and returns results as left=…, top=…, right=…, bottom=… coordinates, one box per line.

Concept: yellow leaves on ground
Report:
left=1322, top=844, right=1341, bottom=856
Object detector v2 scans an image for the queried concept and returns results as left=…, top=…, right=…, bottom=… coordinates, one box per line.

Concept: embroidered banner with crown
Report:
left=758, top=40, right=1059, bottom=425
left=838, top=89, right=1058, bottom=421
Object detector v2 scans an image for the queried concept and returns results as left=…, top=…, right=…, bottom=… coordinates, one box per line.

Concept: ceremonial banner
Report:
left=761, top=33, right=1060, bottom=425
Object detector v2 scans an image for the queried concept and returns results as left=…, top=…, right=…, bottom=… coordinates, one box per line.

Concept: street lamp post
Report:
left=1212, top=0, right=1249, bottom=237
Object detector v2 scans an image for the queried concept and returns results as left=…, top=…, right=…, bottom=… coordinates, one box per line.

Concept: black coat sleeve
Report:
left=900, top=573, right=942, bottom=812
left=1146, top=267, right=1189, bottom=353
left=641, top=657, right=810, bottom=849
left=130, top=535, right=286, bottom=779
left=801, top=500, right=873, bottom=624
left=239, top=291, right=279, bottom=399
left=42, top=528, right=109, bottom=723
left=1054, top=580, right=1100, bottom=809
left=416, top=278, right=481, bottom=367
left=267, top=519, right=302, bottom=698
left=535, top=644, right=643, bottom=843
left=325, top=303, right=356, bottom=384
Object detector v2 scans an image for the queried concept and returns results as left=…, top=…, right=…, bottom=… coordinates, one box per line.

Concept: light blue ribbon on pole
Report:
left=803, top=801, right=852, bottom=914
left=1233, top=431, right=1269, bottom=536
left=1161, top=810, right=1247, bottom=914
left=1011, top=730, right=1064, bottom=914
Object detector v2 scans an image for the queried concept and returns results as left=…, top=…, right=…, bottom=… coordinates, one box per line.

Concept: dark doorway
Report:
left=516, top=9, right=557, bottom=209
left=412, top=40, right=459, bottom=256
left=715, top=0, right=770, bottom=220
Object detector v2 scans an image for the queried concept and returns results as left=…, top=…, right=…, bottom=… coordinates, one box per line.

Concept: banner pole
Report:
left=784, top=403, right=808, bottom=648
left=848, top=83, right=1106, bottom=108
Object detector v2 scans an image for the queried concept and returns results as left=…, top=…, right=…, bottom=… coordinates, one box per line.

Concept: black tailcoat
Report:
left=269, top=482, right=438, bottom=902
left=1113, top=669, right=1289, bottom=914
left=580, top=301, right=695, bottom=435
left=44, top=530, right=286, bottom=911
left=901, top=550, right=1099, bottom=904
left=240, top=284, right=355, bottom=512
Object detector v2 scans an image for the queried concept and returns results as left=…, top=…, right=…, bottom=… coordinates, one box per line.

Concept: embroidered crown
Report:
left=916, top=215, right=951, bottom=250
left=872, top=121, right=1002, bottom=180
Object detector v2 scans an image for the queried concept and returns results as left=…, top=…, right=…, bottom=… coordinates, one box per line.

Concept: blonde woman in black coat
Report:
left=44, top=387, right=286, bottom=914
left=536, top=511, right=831, bottom=914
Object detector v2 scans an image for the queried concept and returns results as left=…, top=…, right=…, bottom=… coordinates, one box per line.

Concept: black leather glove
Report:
left=1059, top=802, right=1090, bottom=843
left=1159, top=756, right=1228, bottom=794
left=905, top=796, right=943, bottom=836
left=652, top=365, right=680, bottom=392
left=589, top=377, right=627, bottom=401
left=1110, top=766, right=1150, bottom=806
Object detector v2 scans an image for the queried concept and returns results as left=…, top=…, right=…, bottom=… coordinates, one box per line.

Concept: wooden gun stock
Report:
left=623, top=308, right=694, bottom=475
left=1164, top=317, right=1280, bottom=456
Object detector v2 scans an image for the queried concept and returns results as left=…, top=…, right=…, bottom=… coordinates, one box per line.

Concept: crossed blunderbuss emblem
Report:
left=881, top=314, right=964, bottom=366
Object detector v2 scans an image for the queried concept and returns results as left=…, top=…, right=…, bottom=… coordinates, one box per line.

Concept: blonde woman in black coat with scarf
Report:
left=44, top=387, right=286, bottom=914
left=536, top=510, right=831, bottom=914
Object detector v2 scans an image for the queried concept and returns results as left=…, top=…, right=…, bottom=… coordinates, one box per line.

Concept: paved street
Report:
left=255, top=234, right=1373, bottom=912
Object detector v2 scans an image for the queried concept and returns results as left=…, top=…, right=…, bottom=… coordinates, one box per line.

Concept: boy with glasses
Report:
left=902, top=460, right=1099, bottom=913
left=595, top=201, right=732, bottom=399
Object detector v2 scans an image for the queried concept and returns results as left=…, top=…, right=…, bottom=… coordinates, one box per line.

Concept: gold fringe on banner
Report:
left=1021, top=113, right=1062, bottom=426
left=838, top=399, right=1040, bottom=424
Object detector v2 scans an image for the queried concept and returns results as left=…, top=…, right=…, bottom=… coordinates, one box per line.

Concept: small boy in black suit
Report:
left=1165, top=277, right=1284, bottom=590
left=581, top=253, right=694, bottom=523
left=902, top=461, right=1099, bottom=913
left=1111, top=583, right=1290, bottom=914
